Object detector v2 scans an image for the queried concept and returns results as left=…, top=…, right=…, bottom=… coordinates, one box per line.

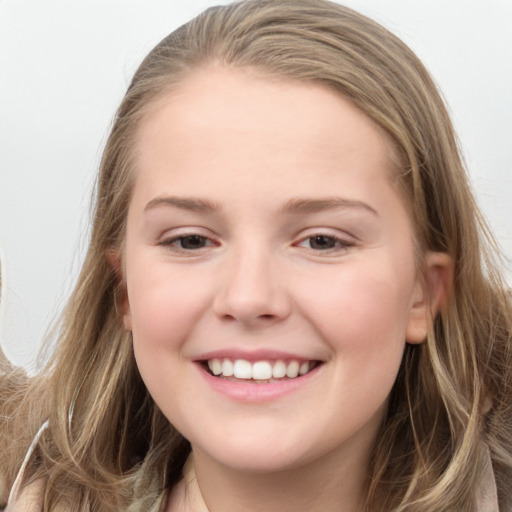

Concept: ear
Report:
left=406, top=252, right=453, bottom=344
left=105, top=249, right=132, bottom=332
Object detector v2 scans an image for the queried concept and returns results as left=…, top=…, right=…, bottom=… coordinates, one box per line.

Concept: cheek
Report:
left=305, top=269, right=414, bottom=427
left=299, top=260, right=415, bottom=357
left=127, top=263, right=211, bottom=347
left=126, top=266, right=209, bottom=415
left=125, top=264, right=217, bottom=401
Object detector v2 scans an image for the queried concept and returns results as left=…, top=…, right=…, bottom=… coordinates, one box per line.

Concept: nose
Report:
left=212, top=248, right=292, bottom=327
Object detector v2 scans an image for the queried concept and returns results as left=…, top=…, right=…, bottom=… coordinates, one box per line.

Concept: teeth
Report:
left=252, top=361, right=272, bottom=380
left=209, top=358, right=222, bottom=375
left=233, top=360, right=252, bottom=379
left=207, top=358, right=313, bottom=380
left=286, top=360, right=299, bottom=378
left=272, top=360, right=287, bottom=379
left=221, top=359, right=234, bottom=377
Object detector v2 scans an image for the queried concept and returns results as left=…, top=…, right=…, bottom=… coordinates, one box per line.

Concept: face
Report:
left=122, top=66, right=434, bottom=475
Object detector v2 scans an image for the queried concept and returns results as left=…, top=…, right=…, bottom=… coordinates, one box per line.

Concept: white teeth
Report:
left=272, top=360, right=287, bottom=379
left=208, top=358, right=222, bottom=375
left=252, top=361, right=272, bottom=380
left=207, top=358, right=313, bottom=380
left=286, top=360, right=300, bottom=378
left=221, top=358, right=234, bottom=377
left=299, top=361, right=309, bottom=375
left=233, top=359, right=252, bottom=379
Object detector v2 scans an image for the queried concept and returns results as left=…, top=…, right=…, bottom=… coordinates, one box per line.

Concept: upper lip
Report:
left=193, top=348, right=323, bottom=363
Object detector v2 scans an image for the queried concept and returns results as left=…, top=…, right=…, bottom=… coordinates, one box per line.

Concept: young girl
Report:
left=1, top=0, right=511, bottom=510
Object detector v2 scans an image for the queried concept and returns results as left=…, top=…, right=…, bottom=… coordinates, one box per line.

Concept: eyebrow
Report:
left=144, top=195, right=378, bottom=216
left=282, top=197, right=378, bottom=216
left=144, top=196, right=221, bottom=213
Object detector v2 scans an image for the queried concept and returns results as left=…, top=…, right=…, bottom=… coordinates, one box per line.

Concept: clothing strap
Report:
left=476, top=442, right=499, bottom=511
left=7, top=419, right=49, bottom=506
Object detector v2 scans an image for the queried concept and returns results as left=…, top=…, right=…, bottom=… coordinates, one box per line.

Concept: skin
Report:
left=120, top=66, right=449, bottom=512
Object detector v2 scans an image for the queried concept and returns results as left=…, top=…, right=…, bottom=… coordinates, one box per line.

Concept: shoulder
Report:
left=2, top=421, right=50, bottom=512
left=0, top=360, right=28, bottom=510
left=3, top=479, right=84, bottom=512
left=3, top=478, right=45, bottom=512
left=476, top=445, right=500, bottom=512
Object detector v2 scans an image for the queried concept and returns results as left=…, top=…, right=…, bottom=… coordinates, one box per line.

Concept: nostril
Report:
left=213, top=286, right=292, bottom=325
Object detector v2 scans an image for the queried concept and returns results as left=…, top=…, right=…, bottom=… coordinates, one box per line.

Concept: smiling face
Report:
left=122, top=66, right=434, bottom=477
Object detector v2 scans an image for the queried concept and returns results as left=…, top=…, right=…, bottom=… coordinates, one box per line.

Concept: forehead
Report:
left=132, top=65, right=399, bottom=205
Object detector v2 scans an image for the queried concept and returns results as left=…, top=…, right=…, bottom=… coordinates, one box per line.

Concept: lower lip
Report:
left=196, top=363, right=322, bottom=403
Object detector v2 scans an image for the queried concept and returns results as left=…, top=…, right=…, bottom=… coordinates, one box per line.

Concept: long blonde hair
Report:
left=1, top=1, right=511, bottom=510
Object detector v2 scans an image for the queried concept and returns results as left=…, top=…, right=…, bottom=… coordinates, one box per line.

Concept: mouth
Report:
left=201, top=358, right=322, bottom=383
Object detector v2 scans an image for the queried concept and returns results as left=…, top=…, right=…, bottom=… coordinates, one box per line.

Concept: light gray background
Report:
left=1, top=0, right=511, bottom=371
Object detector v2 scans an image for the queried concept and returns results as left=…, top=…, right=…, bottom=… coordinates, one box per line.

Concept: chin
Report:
left=189, top=425, right=324, bottom=475
left=205, top=448, right=311, bottom=474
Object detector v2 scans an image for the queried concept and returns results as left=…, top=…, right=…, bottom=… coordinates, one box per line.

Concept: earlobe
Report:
left=406, top=252, right=453, bottom=344
left=105, top=249, right=132, bottom=332
left=123, top=312, right=133, bottom=332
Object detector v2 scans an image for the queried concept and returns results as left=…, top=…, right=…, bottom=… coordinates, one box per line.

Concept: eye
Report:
left=297, top=234, right=353, bottom=252
left=161, top=234, right=216, bottom=251
left=307, top=235, right=337, bottom=250
left=176, top=235, right=208, bottom=249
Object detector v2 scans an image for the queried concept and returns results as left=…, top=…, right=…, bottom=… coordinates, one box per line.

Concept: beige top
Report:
left=3, top=439, right=500, bottom=512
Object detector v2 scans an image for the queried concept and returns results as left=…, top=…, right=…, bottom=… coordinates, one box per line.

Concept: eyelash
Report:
left=159, top=232, right=354, bottom=254
left=295, top=233, right=354, bottom=253
left=160, top=234, right=217, bottom=252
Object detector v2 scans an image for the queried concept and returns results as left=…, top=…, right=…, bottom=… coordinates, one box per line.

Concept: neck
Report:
left=169, top=446, right=369, bottom=512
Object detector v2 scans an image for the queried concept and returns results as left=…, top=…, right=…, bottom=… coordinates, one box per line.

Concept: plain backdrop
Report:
left=1, top=0, right=511, bottom=371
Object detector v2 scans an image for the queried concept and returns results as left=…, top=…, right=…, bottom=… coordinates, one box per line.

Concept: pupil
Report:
left=310, top=235, right=335, bottom=249
left=181, top=235, right=206, bottom=249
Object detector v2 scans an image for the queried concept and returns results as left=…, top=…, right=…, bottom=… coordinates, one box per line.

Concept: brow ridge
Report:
left=144, top=195, right=377, bottom=216
left=282, top=197, right=378, bottom=216
left=144, top=196, right=221, bottom=213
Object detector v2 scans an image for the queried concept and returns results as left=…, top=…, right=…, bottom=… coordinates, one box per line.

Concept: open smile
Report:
left=204, top=357, right=321, bottom=382
left=196, top=358, right=324, bottom=402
